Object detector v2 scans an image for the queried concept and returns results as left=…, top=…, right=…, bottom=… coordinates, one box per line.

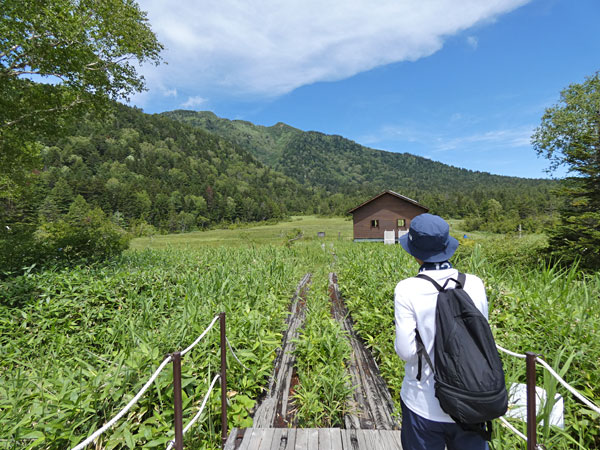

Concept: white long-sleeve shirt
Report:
left=394, top=268, right=488, bottom=422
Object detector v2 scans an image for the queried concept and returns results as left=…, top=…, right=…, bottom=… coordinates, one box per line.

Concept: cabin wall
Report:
left=352, top=194, right=426, bottom=240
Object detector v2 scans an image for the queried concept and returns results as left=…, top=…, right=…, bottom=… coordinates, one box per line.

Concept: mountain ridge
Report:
left=162, top=109, right=557, bottom=218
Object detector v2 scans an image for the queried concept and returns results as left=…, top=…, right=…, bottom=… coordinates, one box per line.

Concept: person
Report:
left=395, top=213, right=489, bottom=450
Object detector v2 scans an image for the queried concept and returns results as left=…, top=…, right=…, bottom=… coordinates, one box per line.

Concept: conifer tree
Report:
left=532, top=72, right=600, bottom=269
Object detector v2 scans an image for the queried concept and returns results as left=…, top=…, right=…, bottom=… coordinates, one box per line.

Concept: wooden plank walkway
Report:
left=224, top=428, right=403, bottom=450
left=253, top=274, right=311, bottom=427
left=329, top=273, right=399, bottom=430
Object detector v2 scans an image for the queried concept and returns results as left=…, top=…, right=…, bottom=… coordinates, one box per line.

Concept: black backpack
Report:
left=414, top=273, right=508, bottom=440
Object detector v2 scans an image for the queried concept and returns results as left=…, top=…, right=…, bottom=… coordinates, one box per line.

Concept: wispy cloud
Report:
left=433, top=127, right=533, bottom=152
left=181, top=96, right=208, bottom=109
left=466, top=35, right=479, bottom=49
left=135, top=0, right=531, bottom=100
left=358, top=123, right=534, bottom=153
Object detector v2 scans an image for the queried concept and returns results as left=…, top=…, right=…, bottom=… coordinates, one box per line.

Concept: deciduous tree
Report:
left=1, top=0, right=163, bottom=188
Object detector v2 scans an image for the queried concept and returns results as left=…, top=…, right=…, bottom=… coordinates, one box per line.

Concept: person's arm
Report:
left=394, top=287, right=418, bottom=362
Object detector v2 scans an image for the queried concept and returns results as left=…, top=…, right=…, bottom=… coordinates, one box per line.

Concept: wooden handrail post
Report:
left=526, top=352, right=537, bottom=450
left=172, top=351, right=184, bottom=450
left=220, top=312, right=228, bottom=449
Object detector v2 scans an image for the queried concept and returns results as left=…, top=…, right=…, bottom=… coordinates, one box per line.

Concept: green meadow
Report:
left=130, top=216, right=355, bottom=249
left=2, top=216, right=598, bottom=449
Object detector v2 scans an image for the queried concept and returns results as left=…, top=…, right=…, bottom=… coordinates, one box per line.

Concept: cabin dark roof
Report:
left=347, top=190, right=428, bottom=214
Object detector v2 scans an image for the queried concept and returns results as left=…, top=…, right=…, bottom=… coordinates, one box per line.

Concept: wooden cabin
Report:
left=348, top=190, right=428, bottom=242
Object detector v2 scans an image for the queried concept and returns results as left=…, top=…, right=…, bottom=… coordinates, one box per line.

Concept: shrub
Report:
left=34, top=195, right=130, bottom=262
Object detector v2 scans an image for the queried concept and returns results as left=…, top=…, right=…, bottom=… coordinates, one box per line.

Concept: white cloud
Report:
left=466, top=35, right=479, bottom=49
left=434, top=127, right=533, bottom=152
left=358, top=123, right=533, bottom=152
left=135, top=0, right=530, bottom=99
left=181, top=96, right=208, bottom=109
left=162, top=88, right=177, bottom=97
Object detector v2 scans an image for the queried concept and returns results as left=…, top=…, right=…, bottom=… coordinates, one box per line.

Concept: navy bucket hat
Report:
left=399, top=213, right=459, bottom=263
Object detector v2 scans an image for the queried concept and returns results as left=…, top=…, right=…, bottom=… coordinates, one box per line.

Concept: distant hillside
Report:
left=163, top=110, right=559, bottom=219
left=22, top=105, right=316, bottom=233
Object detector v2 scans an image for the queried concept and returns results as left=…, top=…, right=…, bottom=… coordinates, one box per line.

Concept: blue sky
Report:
left=132, top=0, right=600, bottom=179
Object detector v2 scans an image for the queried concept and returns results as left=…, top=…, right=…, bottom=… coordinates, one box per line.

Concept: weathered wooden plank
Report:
left=283, top=428, right=297, bottom=450
left=377, top=430, right=397, bottom=450
left=236, top=428, right=253, bottom=450
left=365, top=430, right=382, bottom=450
left=246, top=428, right=266, bottom=450
left=253, top=274, right=311, bottom=428
left=295, top=428, right=308, bottom=450
left=372, top=430, right=390, bottom=450
left=318, top=428, right=332, bottom=450
left=223, top=428, right=239, bottom=450
left=259, top=427, right=278, bottom=450
left=330, top=428, right=344, bottom=450
left=269, top=428, right=283, bottom=450
left=392, top=430, right=404, bottom=449
left=308, top=429, right=319, bottom=449
left=388, top=430, right=404, bottom=449
left=340, top=428, right=354, bottom=450
left=329, top=273, right=399, bottom=431
left=355, top=429, right=371, bottom=449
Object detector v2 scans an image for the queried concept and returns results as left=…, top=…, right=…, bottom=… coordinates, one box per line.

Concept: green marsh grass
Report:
left=1, top=247, right=307, bottom=449
left=130, top=215, right=353, bottom=250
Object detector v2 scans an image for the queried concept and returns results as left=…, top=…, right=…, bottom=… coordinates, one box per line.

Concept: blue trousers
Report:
left=400, top=400, right=489, bottom=450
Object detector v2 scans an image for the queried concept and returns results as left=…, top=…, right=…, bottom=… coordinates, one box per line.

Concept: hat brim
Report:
left=399, top=233, right=459, bottom=263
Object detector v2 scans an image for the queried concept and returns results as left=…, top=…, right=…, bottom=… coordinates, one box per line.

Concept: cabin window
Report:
left=397, top=219, right=406, bottom=227
left=371, top=219, right=379, bottom=228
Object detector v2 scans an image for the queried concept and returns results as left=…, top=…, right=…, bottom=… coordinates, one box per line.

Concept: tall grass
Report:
left=2, top=230, right=598, bottom=449
left=0, top=247, right=306, bottom=449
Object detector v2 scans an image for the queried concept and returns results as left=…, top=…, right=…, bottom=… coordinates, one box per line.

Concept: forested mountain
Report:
left=42, top=106, right=319, bottom=226
left=1, top=103, right=561, bottom=271
left=164, top=110, right=560, bottom=223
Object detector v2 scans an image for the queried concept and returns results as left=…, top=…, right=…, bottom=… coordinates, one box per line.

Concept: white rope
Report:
left=496, top=344, right=527, bottom=359
left=70, top=355, right=173, bottom=450
left=69, top=315, right=223, bottom=450
left=536, top=357, right=600, bottom=415
left=226, top=337, right=250, bottom=371
left=181, top=315, right=220, bottom=356
left=165, top=374, right=221, bottom=450
left=499, top=416, right=527, bottom=442
left=496, top=343, right=600, bottom=415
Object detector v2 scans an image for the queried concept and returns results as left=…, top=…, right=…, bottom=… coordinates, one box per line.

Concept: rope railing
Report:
left=69, top=313, right=224, bottom=450
left=181, top=314, right=220, bottom=356
left=496, top=343, right=600, bottom=414
left=226, top=336, right=250, bottom=371
left=495, top=342, right=600, bottom=449
left=70, top=355, right=173, bottom=450
left=496, top=344, right=527, bottom=359
left=165, top=374, right=221, bottom=450
left=499, top=416, right=528, bottom=442
left=536, top=357, right=600, bottom=415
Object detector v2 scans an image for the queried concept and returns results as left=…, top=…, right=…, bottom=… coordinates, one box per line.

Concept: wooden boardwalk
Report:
left=226, top=274, right=404, bottom=450
left=224, top=428, right=402, bottom=450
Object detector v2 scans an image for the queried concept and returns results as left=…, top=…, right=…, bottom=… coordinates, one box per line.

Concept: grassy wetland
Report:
left=1, top=217, right=599, bottom=449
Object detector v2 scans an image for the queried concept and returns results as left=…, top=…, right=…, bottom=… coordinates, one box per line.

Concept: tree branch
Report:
left=1, top=96, right=85, bottom=130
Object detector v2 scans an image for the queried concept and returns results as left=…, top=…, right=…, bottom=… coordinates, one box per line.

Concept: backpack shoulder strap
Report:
left=415, top=329, right=434, bottom=381
left=417, top=272, right=467, bottom=291
left=414, top=272, right=468, bottom=382
left=415, top=273, right=443, bottom=291
left=456, top=272, right=466, bottom=289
